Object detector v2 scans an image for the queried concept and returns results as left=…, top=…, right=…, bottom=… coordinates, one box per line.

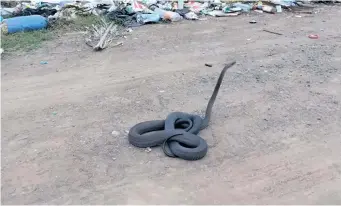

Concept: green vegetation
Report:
left=49, top=15, right=102, bottom=31
left=1, top=29, right=52, bottom=51
left=1, top=15, right=101, bottom=52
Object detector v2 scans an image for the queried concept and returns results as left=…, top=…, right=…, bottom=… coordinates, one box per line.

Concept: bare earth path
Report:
left=1, top=5, right=341, bottom=204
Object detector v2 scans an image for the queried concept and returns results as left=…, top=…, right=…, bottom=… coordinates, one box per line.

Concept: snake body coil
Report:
left=128, top=61, right=236, bottom=160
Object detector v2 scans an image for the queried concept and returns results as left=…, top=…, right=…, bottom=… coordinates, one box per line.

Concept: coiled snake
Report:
left=128, top=61, right=236, bottom=160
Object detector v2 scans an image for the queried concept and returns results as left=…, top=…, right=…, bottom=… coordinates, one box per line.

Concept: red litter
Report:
left=308, top=34, right=319, bottom=39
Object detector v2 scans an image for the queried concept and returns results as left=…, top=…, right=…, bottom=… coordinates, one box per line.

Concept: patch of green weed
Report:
left=1, top=29, right=52, bottom=52
left=50, top=15, right=102, bottom=31
left=1, top=15, right=102, bottom=52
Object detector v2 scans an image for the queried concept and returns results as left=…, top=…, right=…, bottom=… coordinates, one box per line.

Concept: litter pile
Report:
left=0, top=0, right=333, bottom=51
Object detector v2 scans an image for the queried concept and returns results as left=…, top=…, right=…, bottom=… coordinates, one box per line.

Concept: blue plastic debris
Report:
left=136, top=13, right=160, bottom=24
left=2, top=15, right=47, bottom=34
left=232, top=2, right=252, bottom=12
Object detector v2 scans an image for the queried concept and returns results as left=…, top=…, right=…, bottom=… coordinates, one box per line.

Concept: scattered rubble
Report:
left=145, top=147, right=152, bottom=152
left=111, top=130, right=121, bottom=136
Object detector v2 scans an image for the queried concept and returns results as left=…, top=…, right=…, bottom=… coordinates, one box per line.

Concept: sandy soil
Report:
left=1, top=5, right=341, bottom=204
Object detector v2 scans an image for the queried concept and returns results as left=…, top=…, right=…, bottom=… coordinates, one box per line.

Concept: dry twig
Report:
left=85, top=18, right=121, bottom=51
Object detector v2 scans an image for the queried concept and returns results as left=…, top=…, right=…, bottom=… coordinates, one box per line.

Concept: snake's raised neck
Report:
left=201, top=61, right=236, bottom=129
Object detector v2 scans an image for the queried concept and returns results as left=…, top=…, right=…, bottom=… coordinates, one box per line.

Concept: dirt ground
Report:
left=2, top=5, right=341, bottom=204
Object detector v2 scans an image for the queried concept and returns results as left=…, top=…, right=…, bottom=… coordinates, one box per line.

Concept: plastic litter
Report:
left=0, top=0, right=320, bottom=39
left=223, top=6, right=242, bottom=13
left=184, top=11, right=198, bottom=20
left=256, top=1, right=263, bottom=9
left=230, top=7, right=242, bottom=12
left=136, top=13, right=160, bottom=24
left=2, top=15, right=47, bottom=34
left=222, top=6, right=230, bottom=13
left=140, top=0, right=157, bottom=6
left=131, top=0, right=147, bottom=12
left=185, top=2, right=208, bottom=13
left=276, top=5, right=283, bottom=12
left=208, top=10, right=240, bottom=17
left=308, top=34, right=319, bottom=39
left=13, top=4, right=58, bottom=17
left=271, top=0, right=296, bottom=7
left=262, top=5, right=276, bottom=13
left=178, top=0, right=184, bottom=9
left=172, top=2, right=178, bottom=10
left=232, top=2, right=252, bottom=12
left=157, top=2, right=172, bottom=10
left=153, top=7, right=182, bottom=21
left=176, top=8, right=190, bottom=16
left=0, top=7, right=18, bottom=16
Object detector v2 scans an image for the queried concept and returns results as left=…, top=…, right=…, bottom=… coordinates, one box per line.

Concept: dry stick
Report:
left=85, top=40, right=94, bottom=48
left=293, top=10, right=313, bottom=14
left=109, top=42, right=123, bottom=48
left=263, top=29, right=283, bottom=36
left=94, top=22, right=114, bottom=51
